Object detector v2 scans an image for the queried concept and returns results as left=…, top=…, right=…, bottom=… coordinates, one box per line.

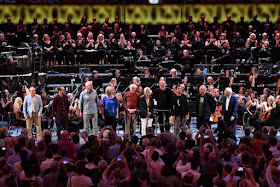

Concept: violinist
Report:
left=41, top=91, right=50, bottom=112
left=1, top=89, right=14, bottom=123
left=255, top=96, right=275, bottom=129
left=272, top=95, right=280, bottom=129
left=41, top=90, right=53, bottom=130
left=68, top=93, right=82, bottom=132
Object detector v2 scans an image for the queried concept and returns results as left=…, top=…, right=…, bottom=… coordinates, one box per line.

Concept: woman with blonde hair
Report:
left=13, top=97, right=26, bottom=128
left=95, top=33, right=107, bottom=64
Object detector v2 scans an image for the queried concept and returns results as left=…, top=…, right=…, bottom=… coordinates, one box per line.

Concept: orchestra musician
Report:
left=272, top=95, right=280, bottom=128
left=68, top=93, right=82, bottom=132
left=52, top=87, right=69, bottom=139
left=1, top=89, right=13, bottom=124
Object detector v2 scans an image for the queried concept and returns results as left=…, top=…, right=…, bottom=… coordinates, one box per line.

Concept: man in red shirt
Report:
left=251, top=130, right=267, bottom=157
left=52, top=87, right=69, bottom=140
left=123, top=84, right=140, bottom=138
left=57, top=130, right=76, bottom=159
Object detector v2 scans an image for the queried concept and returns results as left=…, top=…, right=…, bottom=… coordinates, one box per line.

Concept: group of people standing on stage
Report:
left=2, top=71, right=280, bottom=140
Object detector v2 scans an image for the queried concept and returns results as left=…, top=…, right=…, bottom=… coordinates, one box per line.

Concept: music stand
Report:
left=159, top=60, right=175, bottom=69
left=219, top=77, right=230, bottom=90
left=122, top=49, right=137, bottom=57
left=140, top=77, right=155, bottom=87
left=257, top=75, right=275, bottom=84
left=188, top=76, right=204, bottom=86
left=166, top=77, right=181, bottom=87
left=136, top=60, right=151, bottom=67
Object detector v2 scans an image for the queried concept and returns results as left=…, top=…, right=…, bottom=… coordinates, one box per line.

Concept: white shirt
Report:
left=32, top=96, right=36, bottom=113
left=226, top=95, right=231, bottom=111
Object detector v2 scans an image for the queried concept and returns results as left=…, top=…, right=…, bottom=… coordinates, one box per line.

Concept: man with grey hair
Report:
left=153, top=80, right=173, bottom=133
left=196, top=85, right=216, bottom=129
left=79, top=81, right=100, bottom=135
left=221, top=87, right=238, bottom=136
left=23, top=87, right=43, bottom=139
left=123, top=84, right=140, bottom=138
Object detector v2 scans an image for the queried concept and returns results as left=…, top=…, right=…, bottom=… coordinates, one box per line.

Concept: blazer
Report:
left=196, top=93, right=215, bottom=120
left=221, top=95, right=238, bottom=119
left=23, top=94, right=43, bottom=118
left=139, top=95, right=154, bottom=118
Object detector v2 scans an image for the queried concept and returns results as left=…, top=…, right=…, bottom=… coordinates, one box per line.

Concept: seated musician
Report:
left=154, top=40, right=166, bottom=51
left=272, top=95, right=280, bottom=129
left=161, top=50, right=173, bottom=61
left=255, top=95, right=275, bottom=129
left=0, top=32, right=7, bottom=47
left=68, top=93, right=82, bottom=132
left=12, top=97, right=26, bottom=128
left=1, top=89, right=13, bottom=124
left=170, top=68, right=178, bottom=79
left=41, top=90, right=53, bottom=129
left=137, top=49, right=148, bottom=61
left=206, top=76, right=217, bottom=88
left=5, top=56, right=17, bottom=75
left=114, top=69, right=124, bottom=79
left=237, top=96, right=247, bottom=125
left=41, top=90, right=52, bottom=117
left=141, top=68, right=152, bottom=79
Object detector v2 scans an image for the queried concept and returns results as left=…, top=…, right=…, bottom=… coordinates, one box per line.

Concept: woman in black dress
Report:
left=42, top=34, right=54, bottom=66
left=95, top=34, right=107, bottom=64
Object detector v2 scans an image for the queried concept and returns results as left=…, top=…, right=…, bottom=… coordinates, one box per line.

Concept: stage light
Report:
left=148, top=0, right=159, bottom=4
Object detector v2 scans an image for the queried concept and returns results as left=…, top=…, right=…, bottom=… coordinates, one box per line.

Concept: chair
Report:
left=8, top=112, right=24, bottom=133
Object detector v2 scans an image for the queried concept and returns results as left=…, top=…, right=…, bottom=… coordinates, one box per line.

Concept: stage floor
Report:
left=8, top=117, right=276, bottom=144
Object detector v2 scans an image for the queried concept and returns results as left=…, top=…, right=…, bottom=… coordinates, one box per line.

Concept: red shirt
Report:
left=251, top=138, right=266, bottom=156
left=123, top=91, right=140, bottom=114
left=52, top=94, right=69, bottom=116
left=57, top=139, right=76, bottom=159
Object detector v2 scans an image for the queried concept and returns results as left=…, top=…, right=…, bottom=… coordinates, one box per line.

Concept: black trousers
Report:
left=55, top=114, right=68, bottom=139
left=197, top=116, right=209, bottom=129
left=158, top=111, right=170, bottom=133
left=105, top=116, right=117, bottom=132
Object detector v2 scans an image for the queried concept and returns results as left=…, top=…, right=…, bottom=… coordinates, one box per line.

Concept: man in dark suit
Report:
left=221, top=87, right=238, bottom=136
left=196, top=85, right=215, bottom=129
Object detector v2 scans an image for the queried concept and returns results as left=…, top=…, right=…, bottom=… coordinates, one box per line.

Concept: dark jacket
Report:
left=221, top=95, right=239, bottom=119
left=196, top=92, right=215, bottom=120
left=139, top=95, right=154, bottom=118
